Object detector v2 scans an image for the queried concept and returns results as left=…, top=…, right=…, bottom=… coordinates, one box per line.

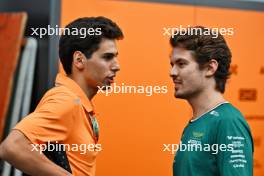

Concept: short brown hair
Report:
left=170, top=26, right=232, bottom=93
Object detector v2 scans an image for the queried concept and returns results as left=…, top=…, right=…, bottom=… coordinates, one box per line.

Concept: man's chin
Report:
left=101, top=83, right=112, bottom=90
left=174, top=91, right=186, bottom=99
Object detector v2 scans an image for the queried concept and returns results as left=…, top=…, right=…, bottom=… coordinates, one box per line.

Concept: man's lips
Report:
left=173, top=80, right=182, bottom=89
left=173, top=80, right=182, bottom=84
left=106, top=75, right=115, bottom=83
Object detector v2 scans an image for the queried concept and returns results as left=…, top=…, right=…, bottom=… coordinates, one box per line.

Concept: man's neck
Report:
left=81, top=85, right=98, bottom=100
left=68, top=74, right=97, bottom=100
left=188, top=89, right=226, bottom=120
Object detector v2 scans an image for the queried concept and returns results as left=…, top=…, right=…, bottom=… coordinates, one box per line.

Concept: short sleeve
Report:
left=216, top=115, right=253, bottom=176
left=14, top=92, right=76, bottom=144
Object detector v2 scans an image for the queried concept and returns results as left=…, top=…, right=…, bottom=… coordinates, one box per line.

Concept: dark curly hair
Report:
left=59, top=16, right=124, bottom=74
left=170, top=26, right=232, bottom=93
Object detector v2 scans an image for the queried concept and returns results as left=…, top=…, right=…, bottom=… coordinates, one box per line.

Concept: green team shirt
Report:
left=173, top=102, right=253, bottom=176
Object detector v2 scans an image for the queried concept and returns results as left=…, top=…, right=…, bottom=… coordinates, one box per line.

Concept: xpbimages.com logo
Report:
left=30, top=25, right=102, bottom=38
left=163, top=25, right=234, bottom=39
left=97, top=83, right=168, bottom=96
left=163, top=141, right=234, bottom=154
left=31, top=141, right=102, bottom=154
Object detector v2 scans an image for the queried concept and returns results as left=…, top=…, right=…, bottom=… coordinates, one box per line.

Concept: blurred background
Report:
left=0, top=0, right=263, bottom=175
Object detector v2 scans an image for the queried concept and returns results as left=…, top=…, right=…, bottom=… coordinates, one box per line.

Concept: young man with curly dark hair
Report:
left=0, top=16, right=123, bottom=176
left=169, top=26, right=253, bottom=176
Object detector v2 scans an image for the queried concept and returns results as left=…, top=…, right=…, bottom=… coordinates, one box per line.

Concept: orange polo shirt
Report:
left=14, top=73, right=100, bottom=176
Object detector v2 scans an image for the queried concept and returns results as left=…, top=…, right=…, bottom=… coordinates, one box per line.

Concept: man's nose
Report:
left=111, top=58, right=120, bottom=72
left=170, top=65, right=178, bottom=78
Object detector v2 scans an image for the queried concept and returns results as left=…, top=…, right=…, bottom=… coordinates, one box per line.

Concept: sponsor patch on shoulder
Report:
left=210, top=110, right=219, bottom=117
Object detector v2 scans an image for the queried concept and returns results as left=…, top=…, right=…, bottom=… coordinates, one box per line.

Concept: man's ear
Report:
left=205, top=59, right=218, bottom=77
left=72, top=51, right=85, bottom=70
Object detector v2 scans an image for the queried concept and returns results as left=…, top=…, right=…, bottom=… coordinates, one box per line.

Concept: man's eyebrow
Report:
left=171, top=57, right=189, bottom=65
left=173, top=57, right=188, bottom=62
left=176, top=58, right=185, bottom=62
left=102, top=52, right=118, bottom=57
